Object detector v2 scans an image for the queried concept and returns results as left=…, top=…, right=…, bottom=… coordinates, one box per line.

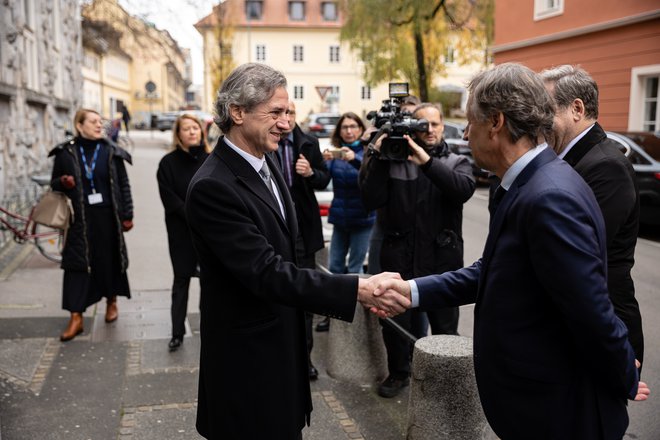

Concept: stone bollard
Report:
left=407, top=335, right=496, bottom=440
left=326, top=304, right=388, bottom=385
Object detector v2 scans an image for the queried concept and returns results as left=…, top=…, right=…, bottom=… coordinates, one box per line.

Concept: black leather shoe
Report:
left=309, top=364, right=319, bottom=380
left=168, top=336, right=183, bottom=352
left=315, top=317, right=329, bottom=332
left=378, top=375, right=410, bottom=398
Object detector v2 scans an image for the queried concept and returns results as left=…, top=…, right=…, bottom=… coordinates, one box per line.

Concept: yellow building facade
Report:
left=82, top=0, right=189, bottom=127
left=195, top=0, right=389, bottom=121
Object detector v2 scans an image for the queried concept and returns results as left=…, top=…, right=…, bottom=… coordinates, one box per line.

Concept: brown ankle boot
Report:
left=60, top=312, right=83, bottom=341
left=105, top=296, right=118, bottom=323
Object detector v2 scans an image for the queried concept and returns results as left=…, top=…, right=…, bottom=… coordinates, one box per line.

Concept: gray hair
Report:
left=214, top=63, right=288, bottom=133
left=539, top=64, right=599, bottom=120
left=468, top=63, right=555, bottom=144
left=413, top=102, right=444, bottom=119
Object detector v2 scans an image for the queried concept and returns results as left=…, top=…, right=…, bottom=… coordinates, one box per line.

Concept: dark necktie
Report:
left=279, top=138, right=294, bottom=187
left=259, top=162, right=276, bottom=197
left=489, top=185, right=507, bottom=217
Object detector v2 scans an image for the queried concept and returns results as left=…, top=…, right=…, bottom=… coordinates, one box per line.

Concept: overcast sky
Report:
left=117, top=0, right=214, bottom=86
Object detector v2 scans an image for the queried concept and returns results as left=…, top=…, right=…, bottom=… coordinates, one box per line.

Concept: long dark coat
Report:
left=273, top=125, right=330, bottom=256
left=562, top=122, right=644, bottom=365
left=186, top=138, right=358, bottom=439
left=359, top=141, right=475, bottom=279
left=49, top=138, right=133, bottom=272
left=157, top=147, right=209, bottom=277
left=417, top=148, right=638, bottom=439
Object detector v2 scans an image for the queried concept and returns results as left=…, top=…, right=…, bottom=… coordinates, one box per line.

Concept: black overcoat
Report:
left=157, top=147, right=209, bottom=277
left=186, top=138, right=358, bottom=439
left=563, top=122, right=644, bottom=363
left=274, top=125, right=330, bottom=255
left=49, top=138, right=133, bottom=272
left=359, top=141, right=475, bottom=279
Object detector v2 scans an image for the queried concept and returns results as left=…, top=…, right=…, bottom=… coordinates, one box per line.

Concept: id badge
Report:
left=88, top=193, right=103, bottom=205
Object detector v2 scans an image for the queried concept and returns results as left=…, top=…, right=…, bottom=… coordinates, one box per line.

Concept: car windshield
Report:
left=318, top=116, right=340, bottom=125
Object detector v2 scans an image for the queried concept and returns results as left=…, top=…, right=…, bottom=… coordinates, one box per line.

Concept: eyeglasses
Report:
left=340, top=124, right=360, bottom=131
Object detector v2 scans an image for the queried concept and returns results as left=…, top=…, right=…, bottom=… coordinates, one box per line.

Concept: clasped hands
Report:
left=357, top=272, right=412, bottom=318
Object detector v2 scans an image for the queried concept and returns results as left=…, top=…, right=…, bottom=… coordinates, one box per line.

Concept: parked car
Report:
left=606, top=131, right=660, bottom=226
left=301, top=113, right=341, bottom=138
left=156, top=111, right=180, bottom=131
left=445, top=138, right=490, bottom=184
left=443, top=121, right=466, bottom=140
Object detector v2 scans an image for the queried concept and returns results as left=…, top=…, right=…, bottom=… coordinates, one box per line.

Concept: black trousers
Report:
left=171, top=275, right=191, bottom=337
left=381, top=307, right=459, bottom=378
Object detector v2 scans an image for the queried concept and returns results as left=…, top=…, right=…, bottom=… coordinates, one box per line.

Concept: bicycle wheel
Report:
left=33, top=223, right=64, bottom=263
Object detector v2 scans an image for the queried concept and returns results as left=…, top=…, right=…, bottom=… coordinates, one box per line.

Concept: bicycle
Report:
left=103, top=118, right=135, bottom=154
left=116, top=134, right=135, bottom=154
left=0, top=175, right=64, bottom=263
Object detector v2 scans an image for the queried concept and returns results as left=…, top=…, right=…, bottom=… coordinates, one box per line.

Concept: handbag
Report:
left=32, top=191, right=74, bottom=229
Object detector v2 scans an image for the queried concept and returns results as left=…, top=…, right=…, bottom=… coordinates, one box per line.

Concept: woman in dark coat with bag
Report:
left=157, top=114, right=210, bottom=351
left=49, top=108, right=134, bottom=341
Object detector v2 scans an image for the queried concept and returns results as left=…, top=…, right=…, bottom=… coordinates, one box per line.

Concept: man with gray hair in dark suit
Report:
left=186, top=62, right=408, bottom=439
left=541, top=64, right=644, bottom=370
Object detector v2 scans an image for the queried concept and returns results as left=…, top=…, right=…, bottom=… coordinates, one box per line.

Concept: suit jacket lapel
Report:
left=481, top=148, right=558, bottom=273
left=562, top=122, right=606, bottom=167
left=215, top=139, right=292, bottom=234
left=266, top=154, right=299, bottom=237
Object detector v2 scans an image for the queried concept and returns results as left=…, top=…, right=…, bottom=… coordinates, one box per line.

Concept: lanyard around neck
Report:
left=79, top=144, right=100, bottom=193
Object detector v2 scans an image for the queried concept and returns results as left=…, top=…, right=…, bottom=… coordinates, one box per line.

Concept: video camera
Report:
left=366, top=82, right=428, bottom=161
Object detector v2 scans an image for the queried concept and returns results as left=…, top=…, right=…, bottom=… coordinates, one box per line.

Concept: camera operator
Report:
left=359, top=103, right=476, bottom=398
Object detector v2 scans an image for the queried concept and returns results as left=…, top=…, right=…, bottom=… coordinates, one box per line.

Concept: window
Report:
left=330, top=85, right=340, bottom=99
left=293, top=45, right=304, bottom=62
left=246, top=1, right=263, bottom=20
left=106, top=55, right=129, bottom=81
left=321, top=2, right=338, bottom=21
left=534, top=0, right=564, bottom=21
left=628, top=65, right=660, bottom=131
left=294, top=85, right=304, bottom=100
left=289, top=1, right=305, bottom=21
left=256, top=44, right=266, bottom=62
left=83, top=52, right=99, bottom=72
left=329, top=45, right=340, bottom=63
left=643, top=76, right=659, bottom=131
left=361, top=85, right=372, bottom=100
left=445, top=46, right=455, bottom=64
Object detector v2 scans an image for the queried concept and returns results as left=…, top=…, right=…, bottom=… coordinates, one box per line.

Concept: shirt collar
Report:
left=500, top=143, right=547, bottom=191
left=558, top=123, right=594, bottom=159
left=224, top=135, right=265, bottom=174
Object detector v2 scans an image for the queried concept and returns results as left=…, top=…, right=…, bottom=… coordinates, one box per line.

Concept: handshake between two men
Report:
left=356, top=272, right=411, bottom=318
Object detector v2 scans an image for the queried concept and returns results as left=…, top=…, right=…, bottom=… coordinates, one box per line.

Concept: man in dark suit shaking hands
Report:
left=372, top=63, right=649, bottom=439
left=541, top=65, right=644, bottom=370
left=186, top=63, right=408, bottom=440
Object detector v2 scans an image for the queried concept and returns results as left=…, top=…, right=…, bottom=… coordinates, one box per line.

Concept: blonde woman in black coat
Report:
left=50, top=108, right=133, bottom=341
left=157, top=114, right=210, bottom=351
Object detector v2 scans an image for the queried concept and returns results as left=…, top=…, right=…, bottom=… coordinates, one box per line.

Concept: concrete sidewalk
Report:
left=0, top=131, right=410, bottom=440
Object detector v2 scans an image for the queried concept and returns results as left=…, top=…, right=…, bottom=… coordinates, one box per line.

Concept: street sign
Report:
left=315, top=86, right=332, bottom=101
left=145, top=81, right=156, bottom=93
